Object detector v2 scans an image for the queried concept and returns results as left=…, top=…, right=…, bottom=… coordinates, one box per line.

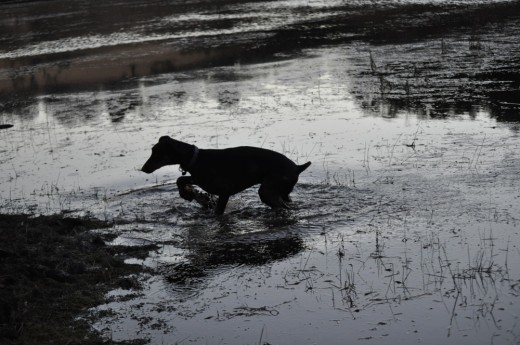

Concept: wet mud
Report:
left=0, top=214, right=151, bottom=345
left=1, top=0, right=520, bottom=344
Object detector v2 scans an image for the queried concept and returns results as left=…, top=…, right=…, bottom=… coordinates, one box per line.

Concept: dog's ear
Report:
left=156, top=136, right=186, bottom=157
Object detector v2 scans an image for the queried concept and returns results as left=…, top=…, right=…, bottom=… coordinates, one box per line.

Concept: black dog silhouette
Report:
left=142, top=136, right=311, bottom=214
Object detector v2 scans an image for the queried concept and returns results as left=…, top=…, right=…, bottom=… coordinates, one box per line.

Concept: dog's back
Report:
left=189, top=146, right=308, bottom=196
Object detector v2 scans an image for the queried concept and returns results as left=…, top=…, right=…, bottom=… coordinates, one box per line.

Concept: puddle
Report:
left=1, top=0, right=520, bottom=344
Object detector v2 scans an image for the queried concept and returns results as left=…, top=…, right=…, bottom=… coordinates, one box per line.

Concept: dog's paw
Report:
left=179, top=185, right=196, bottom=201
left=192, top=190, right=217, bottom=210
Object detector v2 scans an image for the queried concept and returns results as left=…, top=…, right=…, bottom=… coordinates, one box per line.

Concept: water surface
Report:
left=1, top=1, right=519, bottom=344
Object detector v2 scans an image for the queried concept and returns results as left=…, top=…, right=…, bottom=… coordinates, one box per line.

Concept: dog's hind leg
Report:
left=261, top=175, right=297, bottom=208
left=258, top=182, right=288, bottom=209
left=215, top=195, right=230, bottom=215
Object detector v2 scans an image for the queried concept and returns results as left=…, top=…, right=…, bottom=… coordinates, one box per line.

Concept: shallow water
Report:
left=1, top=0, right=520, bottom=344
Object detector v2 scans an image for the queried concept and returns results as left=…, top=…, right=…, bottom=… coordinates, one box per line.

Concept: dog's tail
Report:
left=297, top=161, right=312, bottom=174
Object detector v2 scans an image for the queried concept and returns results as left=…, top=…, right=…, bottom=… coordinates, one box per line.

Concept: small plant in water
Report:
left=469, top=34, right=482, bottom=51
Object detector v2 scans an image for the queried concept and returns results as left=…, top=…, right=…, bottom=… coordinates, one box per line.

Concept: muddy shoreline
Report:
left=0, top=214, right=152, bottom=345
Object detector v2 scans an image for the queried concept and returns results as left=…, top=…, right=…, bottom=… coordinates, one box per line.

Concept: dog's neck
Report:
left=180, top=145, right=199, bottom=175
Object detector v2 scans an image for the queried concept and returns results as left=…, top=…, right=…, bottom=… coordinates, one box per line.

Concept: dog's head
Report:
left=141, top=136, right=182, bottom=173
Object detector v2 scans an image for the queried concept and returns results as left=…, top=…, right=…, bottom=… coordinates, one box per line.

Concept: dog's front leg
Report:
left=215, top=195, right=230, bottom=215
left=177, top=176, right=218, bottom=210
left=176, top=176, right=195, bottom=201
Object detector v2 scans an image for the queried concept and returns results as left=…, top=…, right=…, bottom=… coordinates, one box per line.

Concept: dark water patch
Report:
left=487, top=90, right=520, bottom=122
left=160, top=235, right=304, bottom=284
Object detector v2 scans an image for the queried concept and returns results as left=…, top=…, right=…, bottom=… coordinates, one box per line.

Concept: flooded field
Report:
left=1, top=0, right=520, bottom=344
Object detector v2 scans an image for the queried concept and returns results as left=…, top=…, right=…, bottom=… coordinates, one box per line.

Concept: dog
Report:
left=141, top=136, right=311, bottom=214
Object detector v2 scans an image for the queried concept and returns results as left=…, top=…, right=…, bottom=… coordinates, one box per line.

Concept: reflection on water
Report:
left=161, top=236, right=304, bottom=284
left=1, top=0, right=519, bottom=116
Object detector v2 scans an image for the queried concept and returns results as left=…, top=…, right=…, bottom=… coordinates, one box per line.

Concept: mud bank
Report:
left=0, top=214, right=152, bottom=345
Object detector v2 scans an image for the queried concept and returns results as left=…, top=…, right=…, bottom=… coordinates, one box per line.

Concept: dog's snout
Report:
left=141, top=158, right=155, bottom=174
left=141, top=163, right=153, bottom=174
